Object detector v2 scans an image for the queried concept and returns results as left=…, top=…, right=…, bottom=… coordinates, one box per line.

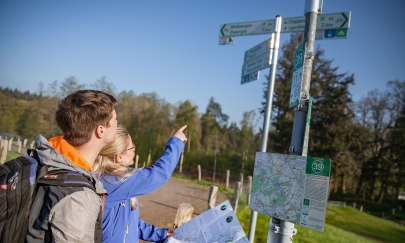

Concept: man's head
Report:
left=56, top=90, right=118, bottom=147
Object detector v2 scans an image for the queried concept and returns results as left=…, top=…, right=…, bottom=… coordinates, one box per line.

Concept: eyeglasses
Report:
left=125, top=143, right=136, bottom=152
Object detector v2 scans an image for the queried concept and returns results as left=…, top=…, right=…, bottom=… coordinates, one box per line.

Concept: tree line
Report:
left=0, top=34, right=403, bottom=205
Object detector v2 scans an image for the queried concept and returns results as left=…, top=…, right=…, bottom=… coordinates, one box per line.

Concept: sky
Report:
left=1, top=0, right=404, bottom=126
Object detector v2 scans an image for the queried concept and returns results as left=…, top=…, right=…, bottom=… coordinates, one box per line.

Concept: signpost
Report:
left=219, top=1, right=350, bottom=241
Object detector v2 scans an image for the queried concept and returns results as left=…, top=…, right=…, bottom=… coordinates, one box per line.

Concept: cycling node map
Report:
left=250, top=152, right=331, bottom=232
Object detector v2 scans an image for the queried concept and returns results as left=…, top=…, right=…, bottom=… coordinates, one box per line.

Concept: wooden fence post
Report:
left=225, top=170, right=230, bottom=189
left=208, top=185, right=218, bottom=209
left=23, top=139, right=27, bottom=147
left=360, top=205, right=363, bottom=212
left=174, top=203, right=194, bottom=227
left=233, top=182, right=241, bottom=213
left=8, top=138, right=13, bottom=151
left=147, top=150, right=151, bottom=166
left=239, top=173, right=244, bottom=195
left=17, top=140, right=22, bottom=154
left=30, top=140, right=35, bottom=149
left=198, top=165, right=201, bottom=181
left=179, top=153, right=184, bottom=174
left=247, top=176, right=252, bottom=206
left=0, top=140, right=8, bottom=164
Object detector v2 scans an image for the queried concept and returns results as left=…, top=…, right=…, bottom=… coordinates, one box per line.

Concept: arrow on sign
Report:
left=340, top=13, right=348, bottom=28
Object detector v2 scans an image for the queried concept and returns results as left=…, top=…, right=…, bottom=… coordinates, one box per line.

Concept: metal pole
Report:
left=268, top=1, right=320, bottom=243
left=212, top=128, right=218, bottom=182
left=248, top=15, right=282, bottom=243
left=290, top=0, right=319, bottom=156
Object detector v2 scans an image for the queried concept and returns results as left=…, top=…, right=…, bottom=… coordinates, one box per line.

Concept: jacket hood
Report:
left=34, top=135, right=106, bottom=194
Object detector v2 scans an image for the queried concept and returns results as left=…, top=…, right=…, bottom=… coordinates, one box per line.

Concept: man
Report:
left=26, top=90, right=118, bottom=242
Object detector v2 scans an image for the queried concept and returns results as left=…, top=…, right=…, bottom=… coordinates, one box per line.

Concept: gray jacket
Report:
left=26, top=135, right=106, bottom=243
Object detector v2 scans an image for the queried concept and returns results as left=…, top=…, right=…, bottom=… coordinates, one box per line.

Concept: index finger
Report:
left=178, top=125, right=187, bottom=132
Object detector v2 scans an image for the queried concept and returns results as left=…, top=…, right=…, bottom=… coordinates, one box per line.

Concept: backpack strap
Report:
left=36, top=170, right=96, bottom=192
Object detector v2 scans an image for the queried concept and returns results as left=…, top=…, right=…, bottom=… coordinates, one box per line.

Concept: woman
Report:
left=94, top=125, right=187, bottom=243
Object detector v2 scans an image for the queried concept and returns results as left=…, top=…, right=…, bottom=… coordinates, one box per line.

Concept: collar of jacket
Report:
left=48, top=136, right=92, bottom=171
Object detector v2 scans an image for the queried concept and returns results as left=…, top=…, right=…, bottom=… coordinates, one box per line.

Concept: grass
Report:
left=173, top=176, right=405, bottom=242
left=236, top=205, right=405, bottom=242
left=6, top=150, right=21, bottom=161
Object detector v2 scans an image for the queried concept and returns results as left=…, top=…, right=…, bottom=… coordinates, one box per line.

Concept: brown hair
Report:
left=56, top=90, right=117, bottom=146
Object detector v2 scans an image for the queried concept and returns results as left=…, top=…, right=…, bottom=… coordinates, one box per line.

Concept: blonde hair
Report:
left=93, top=125, right=135, bottom=180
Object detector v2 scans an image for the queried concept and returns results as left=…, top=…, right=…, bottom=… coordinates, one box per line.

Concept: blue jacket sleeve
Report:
left=119, top=136, right=184, bottom=199
left=138, top=219, right=168, bottom=243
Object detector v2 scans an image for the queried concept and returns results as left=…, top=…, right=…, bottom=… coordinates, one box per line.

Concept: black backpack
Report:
left=0, top=152, right=100, bottom=243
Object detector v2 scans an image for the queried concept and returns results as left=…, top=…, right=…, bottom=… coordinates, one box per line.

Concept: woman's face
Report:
left=120, top=136, right=136, bottom=167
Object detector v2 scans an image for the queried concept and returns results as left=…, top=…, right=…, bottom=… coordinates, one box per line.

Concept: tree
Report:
left=240, top=110, right=259, bottom=167
left=263, top=34, right=356, bottom=193
left=355, top=89, right=396, bottom=201
left=385, top=80, right=405, bottom=203
left=175, top=100, right=200, bottom=152
left=200, top=97, right=229, bottom=154
left=91, top=76, right=116, bottom=96
left=59, top=76, right=85, bottom=98
left=127, top=92, right=175, bottom=160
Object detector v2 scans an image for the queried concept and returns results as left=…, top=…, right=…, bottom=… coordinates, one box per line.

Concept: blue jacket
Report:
left=101, top=137, right=184, bottom=243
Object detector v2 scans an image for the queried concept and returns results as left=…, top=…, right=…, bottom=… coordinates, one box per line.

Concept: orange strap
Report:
left=101, top=194, right=105, bottom=216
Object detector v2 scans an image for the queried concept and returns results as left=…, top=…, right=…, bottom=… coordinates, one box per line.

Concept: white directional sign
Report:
left=289, top=42, right=306, bottom=108
left=219, top=19, right=274, bottom=37
left=219, top=12, right=351, bottom=37
left=218, top=36, right=235, bottom=45
left=241, top=39, right=272, bottom=82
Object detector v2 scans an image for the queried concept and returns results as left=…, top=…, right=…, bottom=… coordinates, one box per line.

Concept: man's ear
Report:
left=95, top=125, right=104, bottom=138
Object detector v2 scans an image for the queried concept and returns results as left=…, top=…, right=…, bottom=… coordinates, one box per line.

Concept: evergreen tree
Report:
left=263, top=34, right=356, bottom=193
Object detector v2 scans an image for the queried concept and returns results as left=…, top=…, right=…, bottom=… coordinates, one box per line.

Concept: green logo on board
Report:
left=306, top=157, right=331, bottom=177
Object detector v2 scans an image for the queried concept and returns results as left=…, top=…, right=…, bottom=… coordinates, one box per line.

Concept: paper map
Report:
left=167, top=201, right=249, bottom=243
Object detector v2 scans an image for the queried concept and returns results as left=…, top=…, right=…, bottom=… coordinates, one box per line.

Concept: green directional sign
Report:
left=289, top=42, right=306, bottom=108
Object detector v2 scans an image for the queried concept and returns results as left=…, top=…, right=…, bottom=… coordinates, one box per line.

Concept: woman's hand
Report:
left=174, top=125, right=188, bottom=143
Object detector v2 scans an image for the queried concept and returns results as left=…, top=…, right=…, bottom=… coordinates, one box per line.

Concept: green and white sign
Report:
left=316, top=28, right=349, bottom=40
left=241, top=71, right=260, bottom=85
left=242, top=39, right=272, bottom=77
left=219, top=12, right=351, bottom=37
left=302, top=96, right=313, bottom=157
left=250, top=152, right=331, bottom=232
left=289, top=42, right=306, bottom=108
left=218, top=36, right=235, bottom=45
left=219, top=19, right=274, bottom=37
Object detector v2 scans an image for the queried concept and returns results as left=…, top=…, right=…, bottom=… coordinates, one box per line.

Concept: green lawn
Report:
left=236, top=205, right=405, bottom=242
left=6, top=150, right=21, bottom=161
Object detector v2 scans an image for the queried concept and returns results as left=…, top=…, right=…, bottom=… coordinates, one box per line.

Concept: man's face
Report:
left=104, top=109, right=118, bottom=144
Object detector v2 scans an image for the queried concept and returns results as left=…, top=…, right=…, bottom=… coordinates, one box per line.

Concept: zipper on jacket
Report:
left=123, top=224, right=129, bottom=243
